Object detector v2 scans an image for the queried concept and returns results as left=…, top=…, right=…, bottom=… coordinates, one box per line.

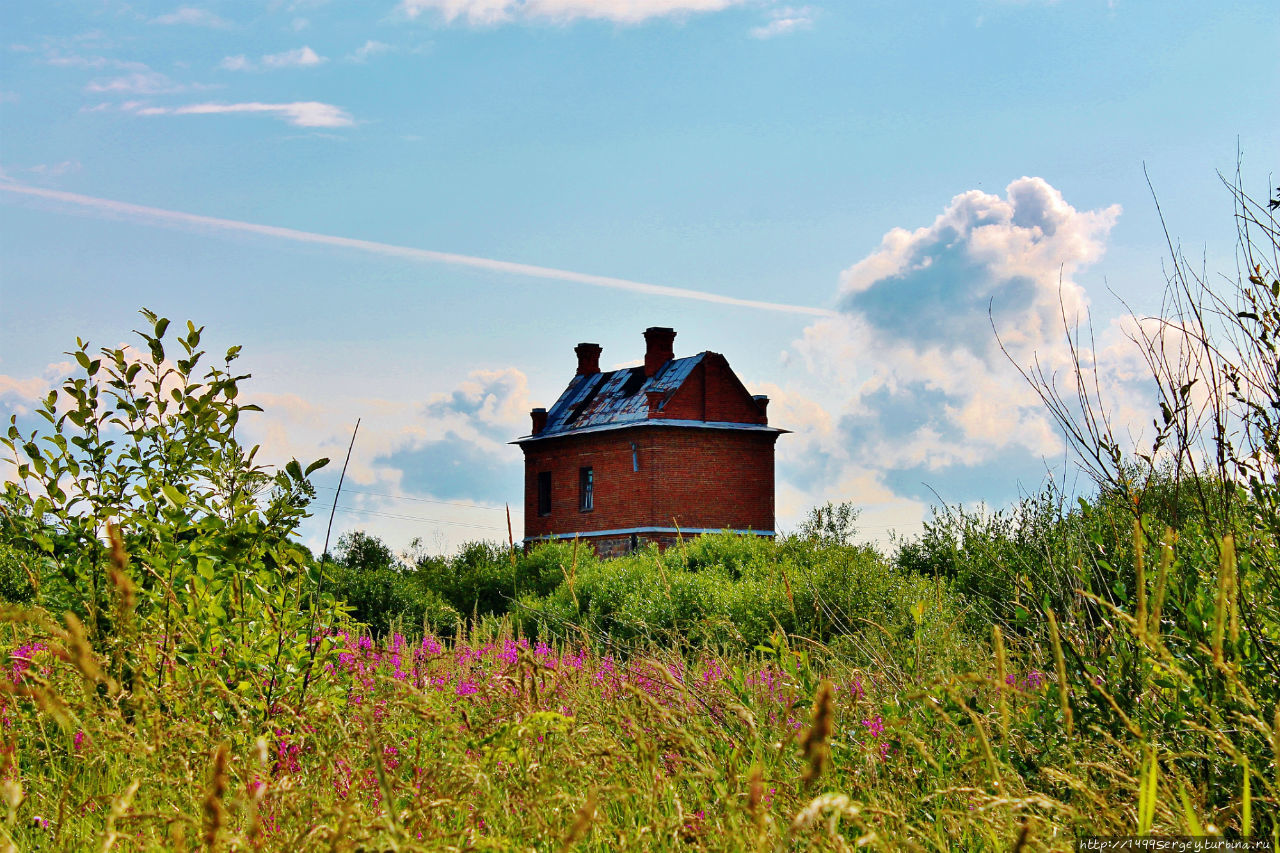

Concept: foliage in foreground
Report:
left=3, top=549, right=1277, bottom=852
left=1, top=311, right=336, bottom=719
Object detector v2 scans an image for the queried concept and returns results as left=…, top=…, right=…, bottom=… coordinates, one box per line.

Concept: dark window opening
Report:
left=537, top=471, right=552, bottom=516
left=629, top=533, right=639, bottom=552
left=579, top=466, right=594, bottom=512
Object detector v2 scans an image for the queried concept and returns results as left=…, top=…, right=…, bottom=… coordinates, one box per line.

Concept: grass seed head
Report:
left=203, top=742, right=230, bottom=851
left=560, top=789, right=597, bottom=851
left=800, top=679, right=834, bottom=789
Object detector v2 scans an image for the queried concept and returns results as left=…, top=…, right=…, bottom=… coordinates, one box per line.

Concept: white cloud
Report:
left=218, top=54, right=253, bottom=71
left=750, top=5, right=814, bottom=38
left=779, top=177, right=1127, bottom=514
left=220, top=46, right=327, bottom=71
left=85, top=69, right=190, bottom=95
left=348, top=40, right=394, bottom=62
left=132, top=100, right=354, bottom=127
left=263, top=45, right=326, bottom=67
left=0, top=361, right=76, bottom=416
left=44, top=54, right=148, bottom=71
left=152, top=7, right=232, bottom=27
left=238, top=370, right=528, bottom=552
left=398, top=0, right=749, bottom=25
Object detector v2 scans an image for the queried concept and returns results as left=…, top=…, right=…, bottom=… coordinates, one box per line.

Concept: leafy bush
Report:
left=0, top=539, right=37, bottom=603
left=509, top=531, right=977, bottom=677
left=325, top=531, right=460, bottom=636
left=0, top=309, right=339, bottom=716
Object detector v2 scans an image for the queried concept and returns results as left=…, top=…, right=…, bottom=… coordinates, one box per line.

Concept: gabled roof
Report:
left=515, top=352, right=783, bottom=444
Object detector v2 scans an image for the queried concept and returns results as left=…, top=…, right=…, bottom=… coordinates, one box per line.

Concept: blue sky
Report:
left=1, top=0, right=1276, bottom=553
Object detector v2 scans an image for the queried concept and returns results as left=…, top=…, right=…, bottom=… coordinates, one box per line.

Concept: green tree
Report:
left=794, top=501, right=860, bottom=546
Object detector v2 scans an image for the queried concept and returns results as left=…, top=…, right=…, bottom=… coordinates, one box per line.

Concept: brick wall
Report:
left=659, top=354, right=768, bottom=425
left=522, top=425, right=777, bottom=542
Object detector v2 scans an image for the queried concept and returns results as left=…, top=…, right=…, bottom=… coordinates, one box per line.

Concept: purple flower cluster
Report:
left=1005, top=669, right=1047, bottom=691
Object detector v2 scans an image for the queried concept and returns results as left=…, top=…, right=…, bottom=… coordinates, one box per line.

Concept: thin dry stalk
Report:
left=1011, top=820, right=1031, bottom=853
left=559, top=789, right=597, bottom=851
left=106, top=524, right=135, bottom=620
left=1133, top=519, right=1147, bottom=644
left=1047, top=608, right=1074, bottom=736
left=1150, top=528, right=1174, bottom=636
left=98, top=780, right=139, bottom=853
left=203, top=743, right=230, bottom=851
left=1274, top=703, right=1280, bottom=797
left=994, top=626, right=1010, bottom=744
left=1213, top=536, right=1237, bottom=667
left=799, top=680, right=834, bottom=790
left=747, top=765, right=765, bottom=830
left=247, top=737, right=269, bottom=849
left=61, top=612, right=118, bottom=698
left=945, top=687, right=1002, bottom=792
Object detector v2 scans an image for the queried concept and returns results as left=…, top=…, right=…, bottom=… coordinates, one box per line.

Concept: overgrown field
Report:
left=3, top=512, right=1278, bottom=850
left=3, top=179, right=1280, bottom=849
left=0, top=611, right=1051, bottom=850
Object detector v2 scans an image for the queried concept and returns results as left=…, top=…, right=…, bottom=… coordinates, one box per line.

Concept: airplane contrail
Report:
left=1, top=182, right=836, bottom=318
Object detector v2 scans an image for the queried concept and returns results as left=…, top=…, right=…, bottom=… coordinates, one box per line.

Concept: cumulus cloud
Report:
left=242, top=369, right=528, bottom=502
left=152, top=7, right=232, bottom=27
left=377, top=369, right=529, bottom=503
left=782, top=177, right=1128, bottom=513
left=130, top=100, right=354, bottom=127
left=750, top=5, right=814, bottom=38
left=397, top=0, right=749, bottom=26
left=221, top=46, right=327, bottom=71
left=238, top=368, right=529, bottom=550
left=0, top=361, right=75, bottom=417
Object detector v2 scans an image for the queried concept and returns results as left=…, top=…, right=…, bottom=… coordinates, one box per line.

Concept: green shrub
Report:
left=324, top=531, right=460, bottom=636
left=0, top=309, right=338, bottom=717
left=0, top=539, right=36, bottom=603
left=509, top=530, right=977, bottom=668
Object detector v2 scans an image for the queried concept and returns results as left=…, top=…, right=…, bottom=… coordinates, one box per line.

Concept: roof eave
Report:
left=511, top=418, right=790, bottom=445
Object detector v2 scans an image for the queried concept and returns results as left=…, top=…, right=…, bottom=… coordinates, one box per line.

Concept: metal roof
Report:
left=515, top=353, right=782, bottom=443
left=511, top=418, right=785, bottom=445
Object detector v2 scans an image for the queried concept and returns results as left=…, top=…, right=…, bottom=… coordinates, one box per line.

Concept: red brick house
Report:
left=514, top=327, right=785, bottom=556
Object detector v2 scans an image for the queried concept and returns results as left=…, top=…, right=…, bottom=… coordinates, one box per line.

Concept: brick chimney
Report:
left=643, top=327, right=676, bottom=377
left=753, top=395, right=769, bottom=424
left=530, top=407, right=548, bottom=434
left=575, top=342, right=602, bottom=376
